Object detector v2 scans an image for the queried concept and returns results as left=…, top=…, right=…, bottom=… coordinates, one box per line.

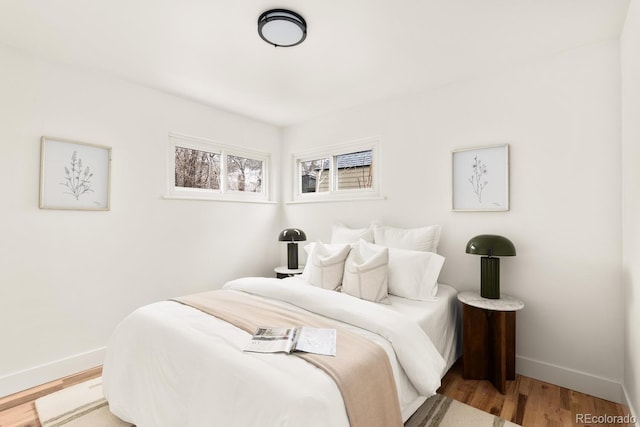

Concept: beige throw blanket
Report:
left=173, top=289, right=403, bottom=427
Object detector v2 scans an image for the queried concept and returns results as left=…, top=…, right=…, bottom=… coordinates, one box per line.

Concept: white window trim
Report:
left=289, top=137, right=382, bottom=204
left=166, top=132, right=272, bottom=203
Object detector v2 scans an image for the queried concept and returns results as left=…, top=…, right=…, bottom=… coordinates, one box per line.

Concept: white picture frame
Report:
left=40, top=136, right=112, bottom=210
left=452, top=144, right=509, bottom=212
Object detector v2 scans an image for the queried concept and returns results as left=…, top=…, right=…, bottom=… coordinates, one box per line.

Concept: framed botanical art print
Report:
left=40, top=136, right=112, bottom=210
left=452, top=144, right=509, bottom=212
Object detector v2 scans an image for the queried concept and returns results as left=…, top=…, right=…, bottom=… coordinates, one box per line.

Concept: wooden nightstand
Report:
left=457, top=291, right=524, bottom=394
left=274, top=266, right=304, bottom=279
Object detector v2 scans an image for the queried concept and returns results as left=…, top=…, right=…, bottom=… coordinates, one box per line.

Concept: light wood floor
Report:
left=0, top=367, right=102, bottom=427
left=0, top=362, right=633, bottom=427
left=438, top=361, right=634, bottom=426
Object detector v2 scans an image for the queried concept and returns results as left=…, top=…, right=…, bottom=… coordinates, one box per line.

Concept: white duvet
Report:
left=103, top=277, right=447, bottom=427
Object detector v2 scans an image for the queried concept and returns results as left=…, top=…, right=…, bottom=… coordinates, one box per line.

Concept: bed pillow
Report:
left=301, top=242, right=351, bottom=290
left=330, top=223, right=374, bottom=244
left=341, top=240, right=390, bottom=304
left=360, top=240, right=445, bottom=300
left=372, top=222, right=442, bottom=253
left=390, top=249, right=444, bottom=300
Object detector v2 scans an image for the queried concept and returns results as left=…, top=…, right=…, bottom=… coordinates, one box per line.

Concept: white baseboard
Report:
left=621, top=384, right=640, bottom=426
left=516, top=355, right=623, bottom=404
left=0, top=347, right=105, bottom=398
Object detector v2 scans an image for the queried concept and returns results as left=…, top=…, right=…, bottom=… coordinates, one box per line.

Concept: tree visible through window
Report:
left=227, top=155, right=263, bottom=193
left=299, top=158, right=329, bottom=193
left=175, top=146, right=220, bottom=190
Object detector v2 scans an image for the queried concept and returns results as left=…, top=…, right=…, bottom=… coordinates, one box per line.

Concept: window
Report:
left=226, top=155, right=263, bottom=193
left=299, top=158, right=329, bottom=193
left=335, top=150, right=373, bottom=190
left=174, top=146, right=221, bottom=190
left=168, top=133, right=269, bottom=202
left=292, top=138, right=380, bottom=202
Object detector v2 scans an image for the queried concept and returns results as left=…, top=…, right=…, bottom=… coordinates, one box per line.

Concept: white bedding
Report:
left=387, top=283, right=461, bottom=372
left=103, top=277, right=459, bottom=427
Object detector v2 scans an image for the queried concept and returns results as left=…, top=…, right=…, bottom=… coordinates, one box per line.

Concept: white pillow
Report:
left=360, top=240, right=444, bottom=300
left=301, top=242, right=351, bottom=290
left=372, top=222, right=441, bottom=253
left=330, top=223, right=374, bottom=244
left=341, top=241, right=390, bottom=304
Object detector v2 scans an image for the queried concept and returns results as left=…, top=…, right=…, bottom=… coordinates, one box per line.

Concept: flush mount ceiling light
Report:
left=258, top=9, right=307, bottom=47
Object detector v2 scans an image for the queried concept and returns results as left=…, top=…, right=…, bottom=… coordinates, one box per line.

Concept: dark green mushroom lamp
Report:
left=465, top=234, right=516, bottom=299
left=278, top=228, right=307, bottom=269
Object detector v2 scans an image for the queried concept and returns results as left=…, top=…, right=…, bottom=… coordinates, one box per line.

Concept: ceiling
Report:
left=0, top=1, right=630, bottom=126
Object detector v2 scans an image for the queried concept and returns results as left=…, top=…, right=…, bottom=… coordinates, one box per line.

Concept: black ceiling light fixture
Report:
left=258, top=9, right=307, bottom=47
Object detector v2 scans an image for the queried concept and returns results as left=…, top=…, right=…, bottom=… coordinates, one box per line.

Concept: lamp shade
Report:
left=258, top=9, right=307, bottom=47
left=278, top=228, right=307, bottom=242
left=465, top=234, right=516, bottom=257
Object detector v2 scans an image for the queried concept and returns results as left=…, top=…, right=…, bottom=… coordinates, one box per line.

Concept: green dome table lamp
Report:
left=465, top=234, right=516, bottom=299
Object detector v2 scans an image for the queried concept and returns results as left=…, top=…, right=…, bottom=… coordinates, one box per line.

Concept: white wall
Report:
left=0, top=43, right=282, bottom=396
left=621, top=0, right=640, bottom=419
left=282, top=40, right=624, bottom=402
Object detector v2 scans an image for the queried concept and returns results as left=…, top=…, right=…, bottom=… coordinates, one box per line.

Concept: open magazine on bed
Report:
left=245, top=326, right=337, bottom=356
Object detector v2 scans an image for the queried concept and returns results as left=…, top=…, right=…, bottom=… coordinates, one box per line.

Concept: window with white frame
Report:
left=168, top=132, right=269, bottom=202
left=292, top=138, right=381, bottom=202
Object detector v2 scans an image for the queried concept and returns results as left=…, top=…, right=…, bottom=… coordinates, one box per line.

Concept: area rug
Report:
left=36, top=377, right=518, bottom=426
left=406, top=393, right=520, bottom=427
left=34, top=377, right=132, bottom=427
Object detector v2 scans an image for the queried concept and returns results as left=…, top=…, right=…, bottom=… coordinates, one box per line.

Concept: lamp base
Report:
left=480, top=256, right=500, bottom=299
left=287, top=242, right=299, bottom=270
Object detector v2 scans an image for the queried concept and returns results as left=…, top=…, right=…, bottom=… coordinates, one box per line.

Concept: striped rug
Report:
left=35, top=377, right=132, bottom=427
left=35, top=377, right=518, bottom=426
left=406, top=394, right=520, bottom=427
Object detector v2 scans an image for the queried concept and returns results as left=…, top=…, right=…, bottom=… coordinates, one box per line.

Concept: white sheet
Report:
left=103, top=277, right=458, bottom=427
left=387, top=283, right=461, bottom=372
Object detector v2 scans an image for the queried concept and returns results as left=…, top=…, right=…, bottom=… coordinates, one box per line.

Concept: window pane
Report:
left=335, top=150, right=373, bottom=190
left=175, top=146, right=220, bottom=190
left=226, top=155, right=263, bottom=192
left=299, top=158, right=329, bottom=193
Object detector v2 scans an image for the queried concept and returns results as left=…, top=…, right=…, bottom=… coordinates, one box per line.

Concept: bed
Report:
left=103, top=225, right=460, bottom=427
